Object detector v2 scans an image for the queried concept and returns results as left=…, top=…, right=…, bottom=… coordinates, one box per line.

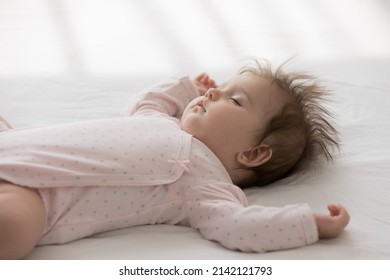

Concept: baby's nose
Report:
left=205, top=88, right=219, bottom=100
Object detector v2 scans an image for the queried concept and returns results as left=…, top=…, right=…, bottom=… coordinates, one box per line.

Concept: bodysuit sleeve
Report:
left=187, top=183, right=319, bottom=253
left=123, top=76, right=199, bottom=117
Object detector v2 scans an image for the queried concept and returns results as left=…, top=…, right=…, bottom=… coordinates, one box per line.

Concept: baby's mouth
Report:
left=195, top=99, right=206, bottom=112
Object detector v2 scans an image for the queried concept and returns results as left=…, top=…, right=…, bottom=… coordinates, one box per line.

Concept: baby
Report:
left=0, top=59, right=349, bottom=259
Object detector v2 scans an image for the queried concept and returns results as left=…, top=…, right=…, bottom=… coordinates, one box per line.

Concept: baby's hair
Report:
left=239, top=58, right=340, bottom=187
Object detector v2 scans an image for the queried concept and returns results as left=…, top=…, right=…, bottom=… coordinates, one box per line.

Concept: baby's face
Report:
left=181, top=72, right=284, bottom=160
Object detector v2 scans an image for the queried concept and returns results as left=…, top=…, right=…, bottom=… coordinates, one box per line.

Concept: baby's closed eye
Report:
left=230, top=98, right=241, bottom=106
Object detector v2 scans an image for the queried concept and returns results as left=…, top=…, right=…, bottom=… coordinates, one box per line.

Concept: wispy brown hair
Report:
left=239, top=59, right=340, bottom=187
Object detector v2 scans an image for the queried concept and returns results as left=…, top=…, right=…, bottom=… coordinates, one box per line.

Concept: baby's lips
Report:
left=195, top=99, right=206, bottom=112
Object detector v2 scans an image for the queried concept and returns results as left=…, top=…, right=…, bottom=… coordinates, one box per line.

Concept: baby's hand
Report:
left=194, top=73, right=216, bottom=96
left=314, top=204, right=350, bottom=239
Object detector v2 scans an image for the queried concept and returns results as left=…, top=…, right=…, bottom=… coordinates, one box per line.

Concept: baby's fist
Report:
left=314, top=204, right=350, bottom=239
left=194, top=73, right=216, bottom=96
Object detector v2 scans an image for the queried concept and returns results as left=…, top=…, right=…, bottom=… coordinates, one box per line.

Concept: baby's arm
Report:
left=314, top=204, right=350, bottom=238
left=187, top=183, right=319, bottom=253
left=124, top=74, right=216, bottom=117
left=124, top=76, right=199, bottom=117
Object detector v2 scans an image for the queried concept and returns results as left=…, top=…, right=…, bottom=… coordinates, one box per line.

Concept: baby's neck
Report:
left=210, top=148, right=252, bottom=186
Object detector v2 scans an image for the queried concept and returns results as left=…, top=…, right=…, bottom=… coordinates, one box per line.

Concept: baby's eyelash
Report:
left=230, top=98, right=241, bottom=106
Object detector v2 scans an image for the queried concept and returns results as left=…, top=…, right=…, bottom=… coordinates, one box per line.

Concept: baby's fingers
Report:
left=195, top=73, right=207, bottom=82
left=201, top=74, right=214, bottom=87
left=195, top=73, right=216, bottom=89
left=328, top=204, right=350, bottom=225
left=327, top=204, right=341, bottom=216
left=206, top=78, right=216, bottom=88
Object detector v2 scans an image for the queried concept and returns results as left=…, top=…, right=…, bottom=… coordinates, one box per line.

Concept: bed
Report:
left=1, top=0, right=389, bottom=260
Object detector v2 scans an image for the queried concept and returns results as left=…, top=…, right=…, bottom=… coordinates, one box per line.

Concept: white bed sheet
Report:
left=1, top=0, right=389, bottom=259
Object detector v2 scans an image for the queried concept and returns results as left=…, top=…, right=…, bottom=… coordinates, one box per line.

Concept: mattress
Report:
left=0, top=0, right=389, bottom=260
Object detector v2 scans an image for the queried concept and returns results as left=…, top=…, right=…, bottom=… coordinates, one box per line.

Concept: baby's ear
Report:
left=237, top=144, right=272, bottom=167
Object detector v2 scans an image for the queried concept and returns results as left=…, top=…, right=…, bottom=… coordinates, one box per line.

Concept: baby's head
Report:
left=181, top=59, right=339, bottom=187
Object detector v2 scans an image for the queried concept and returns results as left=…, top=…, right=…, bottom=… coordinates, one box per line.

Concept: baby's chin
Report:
left=180, top=121, right=195, bottom=136
left=180, top=120, right=202, bottom=142
left=180, top=111, right=194, bottom=133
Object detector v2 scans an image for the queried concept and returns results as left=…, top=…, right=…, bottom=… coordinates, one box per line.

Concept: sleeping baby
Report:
left=0, top=59, right=349, bottom=259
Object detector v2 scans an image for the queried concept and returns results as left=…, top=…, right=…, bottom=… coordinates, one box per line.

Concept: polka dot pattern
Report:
left=186, top=195, right=318, bottom=252
left=0, top=116, right=194, bottom=188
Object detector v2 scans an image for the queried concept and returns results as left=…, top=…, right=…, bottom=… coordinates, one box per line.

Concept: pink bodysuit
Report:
left=0, top=76, right=318, bottom=252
